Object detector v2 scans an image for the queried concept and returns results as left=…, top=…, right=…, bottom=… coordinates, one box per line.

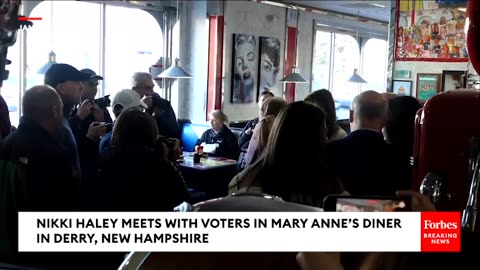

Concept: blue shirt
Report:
left=99, top=131, right=113, bottom=153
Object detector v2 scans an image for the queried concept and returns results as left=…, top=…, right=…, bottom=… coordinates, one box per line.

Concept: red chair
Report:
left=413, top=90, right=480, bottom=231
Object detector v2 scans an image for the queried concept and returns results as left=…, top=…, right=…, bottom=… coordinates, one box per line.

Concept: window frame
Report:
left=4, top=1, right=165, bottom=125
left=311, top=22, right=388, bottom=95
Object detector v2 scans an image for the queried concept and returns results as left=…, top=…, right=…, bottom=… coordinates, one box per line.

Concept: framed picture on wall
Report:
left=392, top=80, right=412, bottom=96
left=394, top=0, right=468, bottom=62
left=231, top=33, right=257, bottom=104
left=257, top=36, right=281, bottom=101
left=416, top=73, right=441, bottom=101
left=441, top=70, right=466, bottom=92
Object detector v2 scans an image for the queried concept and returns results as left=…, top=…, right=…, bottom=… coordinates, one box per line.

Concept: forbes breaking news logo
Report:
left=421, top=212, right=461, bottom=252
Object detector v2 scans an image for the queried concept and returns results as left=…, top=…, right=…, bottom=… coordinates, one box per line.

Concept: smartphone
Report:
left=323, top=195, right=411, bottom=212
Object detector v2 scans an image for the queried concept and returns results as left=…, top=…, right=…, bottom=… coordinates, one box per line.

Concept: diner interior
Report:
left=0, top=0, right=480, bottom=269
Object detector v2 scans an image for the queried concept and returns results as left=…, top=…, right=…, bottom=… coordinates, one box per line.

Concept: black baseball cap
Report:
left=44, top=63, right=92, bottom=88
left=80, top=68, right=104, bottom=80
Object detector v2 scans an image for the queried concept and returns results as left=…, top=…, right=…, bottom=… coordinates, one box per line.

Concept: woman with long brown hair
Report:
left=305, top=89, right=346, bottom=141
left=229, top=101, right=344, bottom=207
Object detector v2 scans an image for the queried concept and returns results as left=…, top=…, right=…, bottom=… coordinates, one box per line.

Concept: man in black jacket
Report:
left=327, top=91, right=409, bottom=196
left=0, top=86, right=80, bottom=267
left=131, top=72, right=180, bottom=139
left=44, top=64, right=106, bottom=184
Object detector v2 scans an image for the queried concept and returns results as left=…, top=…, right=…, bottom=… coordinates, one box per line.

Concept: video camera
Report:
left=0, top=1, right=33, bottom=87
left=93, top=95, right=111, bottom=108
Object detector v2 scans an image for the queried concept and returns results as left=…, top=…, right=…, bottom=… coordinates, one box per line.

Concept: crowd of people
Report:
left=0, top=62, right=469, bottom=269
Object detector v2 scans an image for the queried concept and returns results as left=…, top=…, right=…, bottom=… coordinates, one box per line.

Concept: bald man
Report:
left=327, top=91, right=409, bottom=197
left=350, top=90, right=389, bottom=133
left=0, top=86, right=80, bottom=259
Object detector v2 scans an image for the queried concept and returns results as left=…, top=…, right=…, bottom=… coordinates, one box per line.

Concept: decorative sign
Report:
left=416, top=73, right=440, bottom=101
left=395, top=0, right=468, bottom=62
left=394, top=70, right=412, bottom=79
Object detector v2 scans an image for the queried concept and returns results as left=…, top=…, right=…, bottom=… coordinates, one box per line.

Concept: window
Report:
left=331, top=33, right=360, bottom=102
left=27, top=1, right=101, bottom=90
left=311, top=27, right=388, bottom=120
left=104, top=5, right=163, bottom=98
left=311, top=31, right=331, bottom=91
left=361, top=38, right=388, bottom=92
left=4, top=0, right=163, bottom=125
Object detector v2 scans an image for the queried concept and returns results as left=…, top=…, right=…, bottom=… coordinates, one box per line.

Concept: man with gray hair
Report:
left=350, top=90, right=389, bottom=132
left=131, top=71, right=155, bottom=107
left=0, top=85, right=80, bottom=261
left=327, top=90, right=408, bottom=196
left=131, top=72, right=180, bottom=139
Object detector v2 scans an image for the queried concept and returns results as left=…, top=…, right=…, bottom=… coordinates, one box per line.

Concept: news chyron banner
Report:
left=17, top=212, right=460, bottom=252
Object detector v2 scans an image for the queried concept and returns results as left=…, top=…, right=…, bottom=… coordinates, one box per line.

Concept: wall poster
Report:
left=416, top=73, right=440, bottom=101
left=258, top=37, right=281, bottom=101
left=231, top=34, right=257, bottom=103
left=395, top=0, right=468, bottom=62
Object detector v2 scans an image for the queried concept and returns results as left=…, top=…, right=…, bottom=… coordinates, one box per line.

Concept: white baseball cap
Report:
left=112, top=89, right=147, bottom=109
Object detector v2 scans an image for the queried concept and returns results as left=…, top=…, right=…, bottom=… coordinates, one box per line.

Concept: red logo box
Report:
left=421, top=212, right=461, bottom=252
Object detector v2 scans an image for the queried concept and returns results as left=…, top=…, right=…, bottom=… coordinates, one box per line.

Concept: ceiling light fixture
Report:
left=156, top=0, right=192, bottom=79
left=280, top=6, right=308, bottom=83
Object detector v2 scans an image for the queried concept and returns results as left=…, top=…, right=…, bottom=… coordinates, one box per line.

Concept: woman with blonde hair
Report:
left=196, top=110, right=240, bottom=159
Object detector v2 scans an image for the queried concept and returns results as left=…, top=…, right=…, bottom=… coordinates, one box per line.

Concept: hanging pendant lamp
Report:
left=347, top=68, right=367, bottom=83
left=157, top=58, right=192, bottom=78
left=37, top=51, right=57, bottom=74
left=347, top=11, right=367, bottom=84
left=280, top=66, right=308, bottom=83
left=280, top=8, right=307, bottom=83
left=157, top=0, right=192, bottom=79
left=37, top=1, right=56, bottom=74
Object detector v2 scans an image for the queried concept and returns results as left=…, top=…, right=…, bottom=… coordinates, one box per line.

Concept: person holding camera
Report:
left=44, top=64, right=107, bottom=180
left=71, top=68, right=113, bottom=136
left=66, top=68, right=113, bottom=187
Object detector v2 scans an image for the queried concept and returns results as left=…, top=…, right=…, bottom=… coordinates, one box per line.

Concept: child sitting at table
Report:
left=196, top=110, right=240, bottom=160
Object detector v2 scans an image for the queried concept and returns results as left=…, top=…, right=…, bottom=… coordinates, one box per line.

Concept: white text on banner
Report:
left=18, top=212, right=421, bottom=252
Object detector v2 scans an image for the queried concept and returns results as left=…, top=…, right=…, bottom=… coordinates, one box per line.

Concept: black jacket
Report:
left=0, top=117, right=80, bottom=253
left=68, top=108, right=112, bottom=186
left=197, top=125, right=240, bottom=160
left=238, top=118, right=259, bottom=150
left=96, top=144, right=191, bottom=211
left=327, top=129, right=410, bottom=196
left=149, top=93, right=180, bottom=139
